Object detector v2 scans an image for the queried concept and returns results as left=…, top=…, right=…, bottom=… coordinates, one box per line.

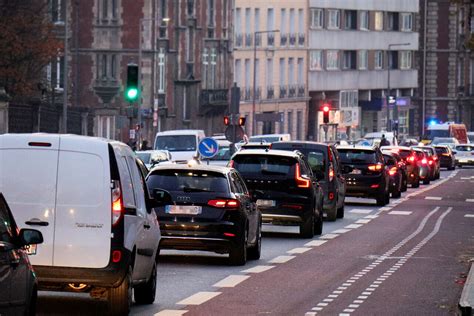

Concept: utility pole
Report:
left=62, top=0, right=68, bottom=133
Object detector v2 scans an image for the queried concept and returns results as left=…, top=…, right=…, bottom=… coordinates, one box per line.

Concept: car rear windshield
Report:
left=338, top=149, right=378, bottom=164
left=398, top=149, right=412, bottom=159
left=414, top=151, right=425, bottom=159
left=136, top=152, right=151, bottom=163
left=435, top=147, right=448, bottom=154
left=147, top=170, right=229, bottom=193
left=232, top=155, right=296, bottom=177
left=456, top=145, right=473, bottom=151
left=155, top=135, right=196, bottom=152
left=270, top=144, right=326, bottom=175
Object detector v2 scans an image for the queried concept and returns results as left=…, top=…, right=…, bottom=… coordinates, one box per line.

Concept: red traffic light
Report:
left=322, top=104, right=330, bottom=124
left=323, top=105, right=330, bottom=112
left=238, top=117, right=246, bottom=126
left=224, top=116, right=230, bottom=126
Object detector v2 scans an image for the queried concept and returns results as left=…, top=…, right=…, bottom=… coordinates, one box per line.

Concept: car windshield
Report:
left=232, top=155, right=296, bottom=176
left=147, top=170, right=229, bottom=193
left=155, top=135, right=196, bottom=152
left=426, top=130, right=450, bottom=139
left=210, top=146, right=231, bottom=160
left=455, top=145, right=474, bottom=151
left=338, top=150, right=378, bottom=164
left=432, top=137, right=456, bottom=144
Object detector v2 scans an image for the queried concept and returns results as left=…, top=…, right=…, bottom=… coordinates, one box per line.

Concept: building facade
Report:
left=233, top=0, right=310, bottom=139
left=308, top=0, right=419, bottom=142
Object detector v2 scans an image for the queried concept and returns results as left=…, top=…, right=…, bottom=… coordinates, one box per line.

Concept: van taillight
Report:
left=295, top=163, right=310, bottom=188
left=389, top=167, right=398, bottom=176
left=329, top=167, right=334, bottom=182
left=111, top=180, right=123, bottom=226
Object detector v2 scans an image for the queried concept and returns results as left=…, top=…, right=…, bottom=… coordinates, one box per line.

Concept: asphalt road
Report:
left=37, top=167, right=474, bottom=316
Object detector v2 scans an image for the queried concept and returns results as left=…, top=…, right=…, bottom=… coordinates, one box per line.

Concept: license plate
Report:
left=25, top=244, right=37, bottom=255
left=166, top=205, right=202, bottom=215
left=256, top=199, right=276, bottom=207
left=351, top=169, right=361, bottom=174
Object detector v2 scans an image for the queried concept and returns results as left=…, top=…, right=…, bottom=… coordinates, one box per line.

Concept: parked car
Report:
left=0, top=134, right=163, bottom=315
left=136, top=149, right=172, bottom=169
left=270, top=141, right=346, bottom=221
left=454, top=144, right=474, bottom=167
left=412, top=148, right=431, bottom=184
left=434, top=145, right=456, bottom=170
left=230, top=149, right=324, bottom=238
left=381, top=146, right=419, bottom=188
left=146, top=164, right=261, bottom=265
left=383, top=153, right=403, bottom=198
left=337, top=145, right=390, bottom=206
left=413, top=146, right=440, bottom=180
left=0, top=193, right=43, bottom=315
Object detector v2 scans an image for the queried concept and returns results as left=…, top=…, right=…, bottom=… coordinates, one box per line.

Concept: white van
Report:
left=0, top=134, right=162, bottom=315
left=154, top=129, right=205, bottom=162
left=363, top=132, right=398, bottom=146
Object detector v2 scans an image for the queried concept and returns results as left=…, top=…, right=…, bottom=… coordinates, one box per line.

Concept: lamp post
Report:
left=386, top=42, right=410, bottom=134
left=252, top=29, right=280, bottom=136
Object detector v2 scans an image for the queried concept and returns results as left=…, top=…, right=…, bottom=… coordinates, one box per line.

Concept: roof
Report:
left=149, top=163, right=232, bottom=174
left=232, top=149, right=303, bottom=158
left=336, top=145, right=378, bottom=151
left=380, top=146, right=412, bottom=151
left=155, top=129, right=205, bottom=136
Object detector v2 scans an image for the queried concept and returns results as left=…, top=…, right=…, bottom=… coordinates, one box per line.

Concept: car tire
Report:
left=384, top=190, right=390, bottom=205
left=326, top=203, right=337, bottom=222
left=314, top=211, right=323, bottom=235
left=376, top=193, right=386, bottom=206
left=401, top=176, right=408, bottom=192
left=300, top=211, right=315, bottom=238
left=392, top=188, right=402, bottom=198
left=108, top=265, right=133, bottom=316
left=423, top=178, right=430, bottom=185
left=134, top=261, right=157, bottom=305
left=412, top=179, right=420, bottom=188
left=247, top=220, right=261, bottom=260
left=26, top=286, right=37, bottom=316
left=229, top=228, right=247, bottom=266
left=337, top=204, right=344, bottom=219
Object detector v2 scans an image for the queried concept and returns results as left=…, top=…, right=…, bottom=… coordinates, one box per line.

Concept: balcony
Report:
left=266, top=86, right=274, bottom=99
left=298, top=33, right=305, bottom=46
left=255, top=33, right=262, bottom=47
left=288, top=85, right=296, bottom=98
left=279, top=85, right=287, bottom=98
left=245, top=33, right=253, bottom=47
left=267, top=33, right=275, bottom=47
left=235, top=33, right=243, bottom=47
left=289, top=33, right=296, bottom=47
left=280, top=33, right=288, bottom=47
left=243, top=87, right=252, bottom=101
left=297, top=85, right=305, bottom=98
left=199, top=89, right=229, bottom=109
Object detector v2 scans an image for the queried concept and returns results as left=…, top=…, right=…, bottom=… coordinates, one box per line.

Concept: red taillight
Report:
left=112, top=250, right=122, bottom=263
left=421, top=158, right=428, bottom=165
left=328, top=192, right=335, bottom=200
left=408, top=155, right=416, bottom=163
left=442, top=153, right=450, bottom=156
left=370, top=184, right=380, bottom=188
left=368, top=164, right=383, bottom=171
left=295, top=163, right=310, bottom=188
left=228, top=160, right=234, bottom=168
left=389, top=166, right=398, bottom=176
left=433, top=156, right=438, bottom=161
left=224, top=232, right=236, bottom=237
left=428, top=160, right=433, bottom=165
left=208, top=199, right=240, bottom=209
left=111, top=180, right=123, bottom=226
left=329, top=167, right=334, bottom=182
left=282, top=204, right=303, bottom=210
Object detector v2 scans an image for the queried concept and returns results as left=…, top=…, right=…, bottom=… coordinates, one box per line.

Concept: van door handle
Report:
left=25, top=218, right=49, bottom=226
left=144, top=223, right=151, bottom=229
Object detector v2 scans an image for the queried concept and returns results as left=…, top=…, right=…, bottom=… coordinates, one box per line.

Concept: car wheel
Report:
left=412, top=179, right=420, bottom=188
left=423, top=178, right=430, bottom=185
left=108, top=265, right=133, bottom=316
left=401, top=176, right=408, bottom=192
left=314, top=211, right=323, bottom=235
left=26, top=286, right=37, bottom=316
left=384, top=190, right=390, bottom=205
left=247, top=220, right=261, bottom=260
left=392, top=187, right=402, bottom=198
left=300, top=211, right=315, bottom=238
left=326, top=203, right=337, bottom=222
left=134, top=260, right=157, bottom=305
left=376, top=193, right=386, bottom=206
left=337, top=204, right=344, bottom=219
left=229, top=228, right=247, bottom=266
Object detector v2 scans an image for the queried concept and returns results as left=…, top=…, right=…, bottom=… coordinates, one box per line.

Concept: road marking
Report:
left=317, top=302, right=328, bottom=307
left=320, top=233, right=339, bottom=239
left=466, top=199, right=474, bottom=203
left=343, top=309, right=355, bottom=313
left=287, top=247, right=312, bottom=254
left=349, top=304, right=360, bottom=308
left=333, top=290, right=343, bottom=294
left=177, top=292, right=221, bottom=305
left=154, top=310, right=188, bottom=316
left=365, top=215, right=379, bottom=219
left=306, top=312, right=317, bottom=316
left=305, top=240, right=327, bottom=247
left=311, top=307, right=323, bottom=311
left=339, top=314, right=350, bottom=316
left=213, top=275, right=249, bottom=288
left=464, top=214, right=474, bottom=218
left=388, top=211, right=412, bottom=215
left=328, top=294, right=338, bottom=298
left=345, top=224, right=362, bottom=229
left=323, top=298, right=334, bottom=302
left=242, top=265, right=274, bottom=274
left=349, top=209, right=373, bottom=214
left=356, top=219, right=371, bottom=224
left=378, top=206, right=393, bottom=211
left=425, top=196, right=442, bottom=200
left=332, top=228, right=351, bottom=234
left=269, top=255, right=295, bottom=263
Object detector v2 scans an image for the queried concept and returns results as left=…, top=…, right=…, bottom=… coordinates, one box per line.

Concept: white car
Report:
left=136, top=150, right=172, bottom=169
left=0, top=134, right=163, bottom=315
left=454, top=144, right=474, bottom=167
left=154, top=129, right=206, bottom=162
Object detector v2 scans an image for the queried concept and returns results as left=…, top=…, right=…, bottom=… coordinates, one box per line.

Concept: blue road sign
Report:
left=198, top=137, right=219, bottom=159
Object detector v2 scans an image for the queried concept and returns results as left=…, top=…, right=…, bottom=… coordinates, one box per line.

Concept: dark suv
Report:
left=270, top=141, right=346, bottom=221
left=337, top=146, right=390, bottom=206
left=230, top=149, right=324, bottom=238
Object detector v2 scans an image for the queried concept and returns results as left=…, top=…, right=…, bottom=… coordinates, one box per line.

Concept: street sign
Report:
left=198, top=137, right=219, bottom=159
left=225, top=125, right=245, bottom=143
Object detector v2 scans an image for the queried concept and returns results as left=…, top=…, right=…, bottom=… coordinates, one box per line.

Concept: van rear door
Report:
left=53, top=137, right=111, bottom=268
left=0, top=134, right=60, bottom=266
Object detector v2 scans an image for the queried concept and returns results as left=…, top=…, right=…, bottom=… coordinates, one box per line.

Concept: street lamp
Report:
left=386, top=42, right=410, bottom=134
left=252, top=29, right=280, bottom=136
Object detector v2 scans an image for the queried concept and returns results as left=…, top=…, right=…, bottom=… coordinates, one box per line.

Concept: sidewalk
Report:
left=460, top=262, right=474, bottom=315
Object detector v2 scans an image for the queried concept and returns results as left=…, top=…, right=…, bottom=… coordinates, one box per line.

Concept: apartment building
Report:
left=234, top=0, right=309, bottom=139
left=308, top=0, right=419, bottom=141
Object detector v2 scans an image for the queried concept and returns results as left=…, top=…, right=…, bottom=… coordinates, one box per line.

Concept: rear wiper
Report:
left=261, top=169, right=287, bottom=175
left=183, top=187, right=211, bottom=192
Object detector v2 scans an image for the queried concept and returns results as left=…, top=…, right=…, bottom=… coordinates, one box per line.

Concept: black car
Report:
left=230, top=149, right=324, bottom=238
left=383, top=153, right=403, bottom=198
left=146, top=164, right=261, bottom=266
left=337, top=146, right=390, bottom=206
left=0, top=193, right=43, bottom=315
left=270, top=141, right=346, bottom=221
left=434, top=145, right=456, bottom=170
left=381, top=146, right=420, bottom=188
left=413, top=146, right=440, bottom=180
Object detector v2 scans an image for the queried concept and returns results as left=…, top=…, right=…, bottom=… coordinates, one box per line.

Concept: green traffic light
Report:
left=126, top=88, right=138, bottom=101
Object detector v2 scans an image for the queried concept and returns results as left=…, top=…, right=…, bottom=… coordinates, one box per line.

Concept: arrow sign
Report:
left=198, top=137, right=219, bottom=159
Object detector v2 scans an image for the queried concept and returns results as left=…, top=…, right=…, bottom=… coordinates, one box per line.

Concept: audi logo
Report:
left=176, top=196, right=191, bottom=202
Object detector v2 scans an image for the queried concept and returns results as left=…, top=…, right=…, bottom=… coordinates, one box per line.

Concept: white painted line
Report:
left=242, top=265, right=274, bottom=274
left=305, top=240, right=327, bottom=247
left=388, top=211, right=413, bottom=215
left=370, top=284, right=379, bottom=288
left=365, top=215, right=379, bottom=219
left=328, top=294, right=338, bottom=298
left=354, top=300, right=364, bottom=304
left=343, top=309, right=355, bottom=313
left=323, top=298, right=334, bottom=302
left=177, top=292, right=221, bottom=305
left=346, top=280, right=356, bottom=283
left=345, top=224, right=363, bottom=229
left=333, top=228, right=351, bottom=234
left=350, top=209, right=373, bottom=214
left=358, top=295, right=368, bottom=299
left=362, top=292, right=372, bottom=295
left=311, top=307, right=323, bottom=311
left=466, top=199, right=474, bottom=203
left=373, top=281, right=382, bottom=284
left=379, top=207, right=392, bottom=211
left=339, top=314, right=351, bottom=316
left=338, top=286, right=348, bottom=290
left=356, top=219, right=371, bottom=224
left=213, top=275, right=250, bottom=288
left=349, top=304, right=360, bottom=308
left=343, top=283, right=352, bottom=286
left=269, top=255, right=296, bottom=264
left=287, top=247, right=312, bottom=254
left=305, top=313, right=317, bottom=316
left=425, top=196, right=442, bottom=200
left=464, top=214, right=474, bottom=218
left=154, top=310, right=188, bottom=316
left=366, top=288, right=376, bottom=292
left=317, top=302, right=329, bottom=307
left=320, top=233, right=339, bottom=240
left=333, top=290, right=343, bottom=294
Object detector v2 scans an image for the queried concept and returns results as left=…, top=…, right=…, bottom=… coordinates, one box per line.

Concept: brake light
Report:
left=368, top=164, right=383, bottom=171
left=433, top=156, right=438, bottom=161
left=228, top=160, right=234, bottom=168
left=112, top=250, right=122, bottom=263
left=421, top=158, right=428, bottom=165
left=295, top=163, right=310, bottom=188
left=442, top=153, right=450, bottom=156
left=329, top=167, right=334, bottom=182
left=111, top=180, right=123, bottom=226
left=389, top=167, right=398, bottom=176
left=408, top=155, right=416, bottom=163
left=208, top=199, right=240, bottom=209
left=328, top=192, right=335, bottom=200
left=428, top=160, right=433, bottom=165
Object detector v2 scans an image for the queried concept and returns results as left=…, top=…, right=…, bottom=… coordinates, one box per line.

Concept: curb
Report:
left=460, top=262, right=474, bottom=316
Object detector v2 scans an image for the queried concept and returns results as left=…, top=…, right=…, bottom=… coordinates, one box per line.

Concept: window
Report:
left=401, top=13, right=413, bottom=31
left=202, top=48, right=208, bottom=88
left=245, top=59, right=251, bottom=90
left=297, top=58, right=304, bottom=86
left=389, top=51, right=398, bottom=69
left=279, top=58, right=286, bottom=87
left=297, top=111, right=303, bottom=140
left=287, top=111, right=293, bottom=135
left=328, top=10, right=340, bottom=29
left=267, top=8, right=275, bottom=31
left=310, top=8, right=323, bottom=28
left=289, top=9, right=296, bottom=37
left=326, top=50, right=339, bottom=70
left=359, top=11, right=369, bottom=30
left=158, top=48, right=166, bottom=93
left=210, top=48, right=217, bottom=88
left=387, top=12, right=399, bottom=31
left=358, top=50, right=368, bottom=70
left=374, top=11, right=384, bottom=31
left=186, top=27, right=194, bottom=63
left=280, top=9, right=287, bottom=36
left=187, top=0, right=195, bottom=16
left=344, top=10, right=357, bottom=30
left=340, top=90, right=358, bottom=108
left=254, top=8, right=260, bottom=46
left=207, top=0, right=215, bottom=35
left=343, top=51, right=357, bottom=70
left=288, top=58, right=295, bottom=86
left=266, top=58, right=273, bottom=94
left=111, top=55, right=117, bottom=78
left=51, top=0, right=65, bottom=23
left=234, top=59, right=242, bottom=87
left=400, top=51, right=412, bottom=69
left=48, top=56, right=64, bottom=89
left=310, top=50, right=323, bottom=70
left=375, top=51, right=384, bottom=69
left=0, top=197, right=15, bottom=244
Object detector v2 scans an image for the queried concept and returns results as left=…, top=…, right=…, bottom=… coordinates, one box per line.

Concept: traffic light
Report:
left=322, top=104, right=330, bottom=124
left=125, top=63, right=139, bottom=103
left=224, top=116, right=230, bottom=126
left=238, top=117, right=246, bottom=126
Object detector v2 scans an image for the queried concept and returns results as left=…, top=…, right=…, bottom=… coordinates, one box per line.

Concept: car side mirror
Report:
left=18, top=229, right=43, bottom=247
left=452, top=151, right=457, bottom=155
left=342, top=165, right=353, bottom=174
left=149, top=188, right=173, bottom=208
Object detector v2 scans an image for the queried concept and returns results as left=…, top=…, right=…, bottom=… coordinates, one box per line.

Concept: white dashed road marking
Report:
left=305, top=240, right=327, bottom=247
left=364, top=215, right=379, bottom=219
left=332, top=229, right=351, bottom=234
left=349, top=209, right=373, bottom=214
left=466, top=199, right=474, bottom=203
left=213, top=275, right=249, bottom=288
left=241, top=265, right=274, bottom=273
left=388, top=211, right=412, bottom=215
left=177, top=291, right=221, bottom=305
left=154, top=310, right=188, bottom=316
left=345, top=224, right=362, bottom=229
left=355, top=219, right=371, bottom=224
left=269, top=255, right=295, bottom=263
left=287, top=247, right=311, bottom=254
left=320, top=233, right=339, bottom=240
left=464, top=214, right=474, bottom=218
left=425, top=196, right=442, bottom=200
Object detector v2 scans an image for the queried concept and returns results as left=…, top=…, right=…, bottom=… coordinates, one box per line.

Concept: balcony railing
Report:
left=254, top=87, right=261, bottom=100
left=279, top=85, right=287, bottom=98
left=245, top=33, right=253, bottom=47
left=297, top=85, right=305, bottom=97
left=199, top=89, right=229, bottom=107
left=288, top=85, right=296, bottom=98
left=235, top=33, right=243, bottom=47
left=289, top=33, right=296, bottom=47
left=255, top=33, right=262, bottom=47
left=298, top=33, right=305, bottom=46
left=267, top=33, right=275, bottom=47
left=280, top=33, right=288, bottom=47
left=243, top=87, right=252, bottom=101
left=266, top=86, right=274, bottom=99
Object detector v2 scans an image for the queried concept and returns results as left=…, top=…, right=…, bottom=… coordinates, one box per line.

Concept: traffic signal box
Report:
left=125, top=63, right=139, bottom=103
left=224, top=115, right=246, bottom=126
left=322, top=104, right=330, bottom=124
